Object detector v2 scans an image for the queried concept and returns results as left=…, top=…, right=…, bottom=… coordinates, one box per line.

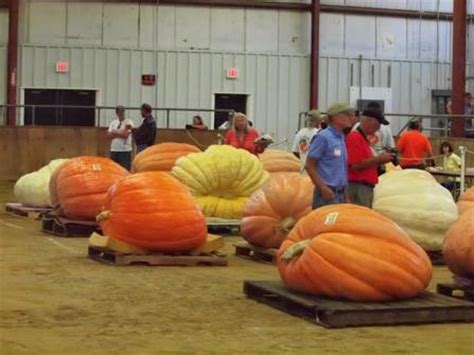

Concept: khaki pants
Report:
left=348, top=183, right=374, bottom=208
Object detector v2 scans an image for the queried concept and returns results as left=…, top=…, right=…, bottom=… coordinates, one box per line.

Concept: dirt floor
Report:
left=0, top=180, right=473, bottom=354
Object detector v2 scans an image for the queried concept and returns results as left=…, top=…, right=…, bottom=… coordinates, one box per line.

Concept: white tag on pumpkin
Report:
left=324, top=212, right=339, bottom=225
left=92, top=164, right=102, bottom=171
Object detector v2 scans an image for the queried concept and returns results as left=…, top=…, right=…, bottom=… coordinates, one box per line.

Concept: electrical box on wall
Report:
left=142, top=75, right=156, bottom=86
left=350, top=86, right=399, bottom=130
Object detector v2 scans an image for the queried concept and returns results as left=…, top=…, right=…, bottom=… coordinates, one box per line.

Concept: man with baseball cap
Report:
left=306, top=103, right=354, bottom=209
left=346, top=109, right=395, bottom=207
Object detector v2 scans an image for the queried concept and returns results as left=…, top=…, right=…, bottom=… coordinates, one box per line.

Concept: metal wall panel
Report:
left=278, top=12, right=310, bottom=54
left=0, top=46, right=6, bottom=109
left=320, top=13, right=344, bottom=56
left=210, top=9, right=245, bottom=51
left=19, top=45, right=309, bottom=144
left=245, top=10, right=279, bottom=52
left=26, top=0, right=67, bottom=45
left=66, top=1, right=102, bottom=46
left=0, top=7, right=8, bottom=44
left=21, top=1, right=310, bottom=55
left=319, top=13, right=468, bottom=62
left=317, top=56, right=470, bottom=133
left=103, top=3, right=139, bottom=48
left=156, top=6, right=176, bottom=50
left=176, top=7, right=211, bottom=50
left=320, top=0, right=474, bottom=13
left=344, top=15, right=376, bottom=57
left=375, top=17, right=407, bottom=60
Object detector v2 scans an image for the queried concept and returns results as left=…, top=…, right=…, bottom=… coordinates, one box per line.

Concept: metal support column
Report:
left=309, top=0, right=320, bottom=109
left=450, top=0, right=467, bottom=137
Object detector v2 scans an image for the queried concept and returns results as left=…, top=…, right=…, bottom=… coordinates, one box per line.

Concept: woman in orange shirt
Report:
left=225, top=113, right=266, bottom=155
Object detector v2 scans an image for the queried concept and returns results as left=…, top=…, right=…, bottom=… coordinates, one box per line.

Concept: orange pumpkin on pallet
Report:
left=457, top=187, right=474, bottom=215
left=277, top=204, right=432, bottom=301
left=49, top=157, right=129, bottom=220
left=97, top=172, right=207, bottom=252
left=132, top=143, right=200, bottom=172
left=241, top=174, right=313, bottom=249
left=443, top=211, right=474, bottom=278
left=259, top=149, right=300, bottom=174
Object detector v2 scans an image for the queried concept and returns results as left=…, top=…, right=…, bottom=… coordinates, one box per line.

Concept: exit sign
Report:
left=56, top=61, right=69, bottom=73
left=226, top=67, right=239, bottom=79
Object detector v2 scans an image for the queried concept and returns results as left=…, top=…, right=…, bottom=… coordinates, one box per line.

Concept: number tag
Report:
left=324, top=212, right=339, bottom=225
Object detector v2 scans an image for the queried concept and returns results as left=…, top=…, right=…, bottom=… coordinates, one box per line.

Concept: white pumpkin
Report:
left=373, top=169, right=458, bottom=251
left=14, top=159, right=68, bottom=208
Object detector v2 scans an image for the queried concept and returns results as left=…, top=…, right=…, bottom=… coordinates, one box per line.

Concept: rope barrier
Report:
left=397, top=154, right=444, bottom=162
left=269, top=139, right=288, bottom=148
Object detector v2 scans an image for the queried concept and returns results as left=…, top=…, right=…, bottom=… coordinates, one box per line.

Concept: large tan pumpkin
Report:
left=132, top=143, right=200, bottom=172
left=443, top=211, right=474, bottom=278
left=457, top=187, right=474, bottom=215
left=241, top=174, right=313, bottom=248
left=259, top=149, right=300, bottom=173
left=373, top=169, right=458, bottom=251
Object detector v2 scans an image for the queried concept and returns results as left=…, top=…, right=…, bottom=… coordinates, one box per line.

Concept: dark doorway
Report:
left=24, top=89, right=96, bottom=126
left=214, top=93, right=248, bottom=129
left=356, top=99, right=385, bottom=113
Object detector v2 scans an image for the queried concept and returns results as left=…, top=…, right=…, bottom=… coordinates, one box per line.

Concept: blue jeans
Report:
left=110, top=151, right=131, bottom=171
left=441, top=181, right=459, bottom=192
left=136, top=144, right=149, bottom=153
left=312, top=187, right=346, bottom=209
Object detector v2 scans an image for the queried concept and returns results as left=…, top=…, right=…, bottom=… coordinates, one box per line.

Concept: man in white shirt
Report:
left=292, top=109, right=321, bottom=174
left=108, top=106, right=134, bottom=170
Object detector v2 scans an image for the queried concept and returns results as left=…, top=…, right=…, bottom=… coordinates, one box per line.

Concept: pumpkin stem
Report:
left=280, top=217, right=297, bottom=233
left=281, top=239, right=311, bottom=262
left=96, top=210, right=112, bottom=222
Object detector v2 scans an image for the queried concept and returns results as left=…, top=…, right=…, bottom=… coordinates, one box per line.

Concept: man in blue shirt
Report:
left=306, top=103, right=355, bottom=209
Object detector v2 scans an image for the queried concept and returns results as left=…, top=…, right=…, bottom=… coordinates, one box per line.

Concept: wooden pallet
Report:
left=437, top=283, right=474, bottom=302
left=41, top=214, right=101, bottom=237
left=243, top=280, right=474, bottom=328
left=88, top=246, right=228, bottom=266
left=206, top=217, right=240, bottom=235
left=234, top=242, right=277, bottom=264
left=5, top=202, right=51, bottom=219
left=426, top=250, right=445, bottom=266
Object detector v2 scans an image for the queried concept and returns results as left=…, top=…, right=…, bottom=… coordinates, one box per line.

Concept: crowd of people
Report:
left=106, top=100, right=465, bottom=208
left=107, top=104, right=269, bottom=169
left=296, top=100, right=466, bottom=210
left=107, top=103, right=156, bottom=170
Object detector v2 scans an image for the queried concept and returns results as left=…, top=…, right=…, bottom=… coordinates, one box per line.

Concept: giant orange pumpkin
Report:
left=457, top=187, right=474, bottom=215
left=241, top=174, right=313, bottom=248
left=49, top=157, right=129, bottom=220
left=443, top=211, right=474, bottom=278
left=132, top=143, right=200, bottom=172
left=97, top=172, right=207, bottom=252
left=259, top=149, right=300, bottom=174
left=277, top=204, right=432, bottom=301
